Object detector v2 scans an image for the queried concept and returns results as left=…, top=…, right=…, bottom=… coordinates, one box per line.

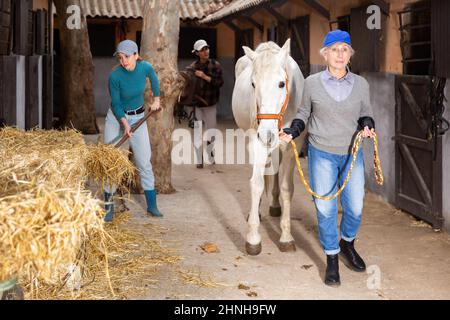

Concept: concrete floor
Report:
left=87, top=118, right=450, bottom=300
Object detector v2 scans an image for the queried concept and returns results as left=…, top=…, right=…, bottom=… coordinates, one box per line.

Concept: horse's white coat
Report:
left=232, top=39, right=308, bottom=252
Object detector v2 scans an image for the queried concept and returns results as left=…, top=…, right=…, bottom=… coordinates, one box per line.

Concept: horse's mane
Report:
left=254, top=41, right=281, bottom=54
left=253, top=42, right=284, bottom=75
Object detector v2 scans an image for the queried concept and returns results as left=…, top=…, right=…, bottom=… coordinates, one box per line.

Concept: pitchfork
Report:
left=114, top=108, right=161, bottom=148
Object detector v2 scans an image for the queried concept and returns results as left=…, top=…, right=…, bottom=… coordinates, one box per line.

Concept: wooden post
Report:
left=14, top=0, right=32, bottom=55
left=35, top=10, right=46, bottom=55
left=26, top=56, right=40, bottom=129
left=0, top=56, right=18, bottom=126
left=43, top=2, right=53, bottom=129
left=0, top=0, right=12, bottom=55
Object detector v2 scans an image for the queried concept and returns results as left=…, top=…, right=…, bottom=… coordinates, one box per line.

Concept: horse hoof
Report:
left=269, top=206, right=282, bottom=217
left=246, top=242, right=262, bottom=256
left=279, top=241, right=296, bottom=252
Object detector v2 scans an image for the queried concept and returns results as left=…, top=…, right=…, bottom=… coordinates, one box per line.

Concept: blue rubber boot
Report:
left=104, top=192, right=114, bottom=222
left=144, top=190, right=163, bottom=217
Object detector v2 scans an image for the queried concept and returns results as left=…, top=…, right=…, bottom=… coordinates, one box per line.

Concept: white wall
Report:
left=93, top=57, right=117, bottom=116
left=361, top=72, right=397, bottom=204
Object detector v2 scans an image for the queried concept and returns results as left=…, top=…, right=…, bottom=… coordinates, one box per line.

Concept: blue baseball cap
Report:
left=323, top=29, right=352, bottom=48
left=113, top=40, right=139, bottom=56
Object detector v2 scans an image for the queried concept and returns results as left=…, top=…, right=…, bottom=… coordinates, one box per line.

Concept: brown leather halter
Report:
left=256, top=72, right=289, bottom=130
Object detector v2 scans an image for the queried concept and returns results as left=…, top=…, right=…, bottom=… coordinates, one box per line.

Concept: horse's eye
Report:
left=279, top=81, right=285, bottom=88
left=251, top=82, right=255, bottom=88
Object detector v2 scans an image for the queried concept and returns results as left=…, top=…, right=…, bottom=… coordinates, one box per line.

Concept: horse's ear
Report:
left=243, top=46, right=256, bottom=61
left=278, top=38, right=291, bottom=66
left=282, top=39, right=291, bottom=55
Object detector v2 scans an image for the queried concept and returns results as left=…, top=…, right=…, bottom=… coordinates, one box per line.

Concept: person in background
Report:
left=185, top=39, right=224, bottom=169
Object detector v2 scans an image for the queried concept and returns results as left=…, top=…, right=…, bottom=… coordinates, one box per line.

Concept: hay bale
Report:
left=0, top=128, right=136, bottom=193
left=0, top=128, right=87, bottom=194
left=0, top=182, right=106, bottom=285
left=0, top=127, right=137, bottom=296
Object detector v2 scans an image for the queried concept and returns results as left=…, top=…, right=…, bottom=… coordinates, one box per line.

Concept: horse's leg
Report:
left=269, top=150, right=282, bottom=217
left=246, top=139, right=268, bottom=256
left=278, top=144, right=297, bottom=252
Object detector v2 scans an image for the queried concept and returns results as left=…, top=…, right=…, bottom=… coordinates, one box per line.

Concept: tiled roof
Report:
left=77, top=0, right=231, bottom=20
left=200, top=0, right=269, bottom=23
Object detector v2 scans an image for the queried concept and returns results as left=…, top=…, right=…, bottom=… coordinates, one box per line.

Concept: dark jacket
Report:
left=188, top=58, right=224, bottom=107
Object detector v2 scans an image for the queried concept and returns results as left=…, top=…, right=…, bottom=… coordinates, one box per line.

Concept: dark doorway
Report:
left=179, top=27, right=217, bottom=59
left=398, top=0, right=432, bottom=75
left=290, top=15, right=310, bottom=77
left=87, top=24, right=116, bottom=57
left=235, top=28, right=253, bottom=61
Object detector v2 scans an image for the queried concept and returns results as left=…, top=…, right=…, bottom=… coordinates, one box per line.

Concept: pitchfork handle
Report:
left=114, top=108, right=161, bottom=148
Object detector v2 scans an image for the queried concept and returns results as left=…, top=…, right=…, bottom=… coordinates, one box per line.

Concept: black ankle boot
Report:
left=325, top=254, right=340, bottom=287
left=339, top=239, right=366, bottom=272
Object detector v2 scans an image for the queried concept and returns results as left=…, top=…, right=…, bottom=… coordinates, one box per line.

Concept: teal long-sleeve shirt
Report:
left=108, top=60, right=160, bottom=121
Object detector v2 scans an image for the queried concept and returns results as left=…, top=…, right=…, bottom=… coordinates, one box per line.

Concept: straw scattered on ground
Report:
left=0, top=127, right=166, bottom=299
left=23, top=212, right=181, bottom=300
left=177, top=269, right=228, bottom=289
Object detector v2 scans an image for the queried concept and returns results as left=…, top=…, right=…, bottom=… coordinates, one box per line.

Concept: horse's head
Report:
left=244, top=39, right=291, bottom=148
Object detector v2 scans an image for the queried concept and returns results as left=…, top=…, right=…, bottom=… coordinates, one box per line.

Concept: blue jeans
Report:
left=308, top=144, right=365, bottom=255
left=104, top=108, right=155, bottom=193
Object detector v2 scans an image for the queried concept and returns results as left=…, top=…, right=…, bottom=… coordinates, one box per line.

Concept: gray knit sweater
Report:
left=295, top=71, right=374, bottom=155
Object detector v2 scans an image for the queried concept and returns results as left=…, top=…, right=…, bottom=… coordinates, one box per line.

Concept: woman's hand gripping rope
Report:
left=289, top=130, right=384, bottom=201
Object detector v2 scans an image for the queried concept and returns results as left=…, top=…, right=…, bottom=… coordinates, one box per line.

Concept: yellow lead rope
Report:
left=290, top=131, right=384, bottom=201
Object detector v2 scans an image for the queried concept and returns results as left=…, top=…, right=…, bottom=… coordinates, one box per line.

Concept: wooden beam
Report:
left=263, top=6, right=288, bottom=26
left=44, top=0, right=54, bottom=130
left=224, top=20, right=241, bottom=33
left=270, top=0, right=290, bottom=9
left=371, top=0, right=390, bottom=16
left=241, top=15, right=263, bottom=33
left=0, top=56, right=18, bottom=126
left=35, top=10, right=46, bottom=55
left=25, top=56, right=40, bottom=129
left=303, top=0, right=330, bottom=20
left=14, top=0, right=32, bottom=55
left=399, top=143, right=433, bottom=207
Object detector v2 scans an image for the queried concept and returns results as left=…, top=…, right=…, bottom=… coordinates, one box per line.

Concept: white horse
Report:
left=232, top=39, right=307, bottom=255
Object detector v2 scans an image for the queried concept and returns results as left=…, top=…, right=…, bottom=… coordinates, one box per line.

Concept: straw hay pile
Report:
left=0, top=183, right=106, bottom=285
left=0, top=127, right=139, bottom=297
left=0, top=128, right=135, bottom=193
left=27, top=214, right=182, bottom=300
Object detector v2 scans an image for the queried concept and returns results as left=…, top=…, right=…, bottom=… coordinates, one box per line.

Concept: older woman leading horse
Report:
left=232, top=39, right=307, bottom=256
